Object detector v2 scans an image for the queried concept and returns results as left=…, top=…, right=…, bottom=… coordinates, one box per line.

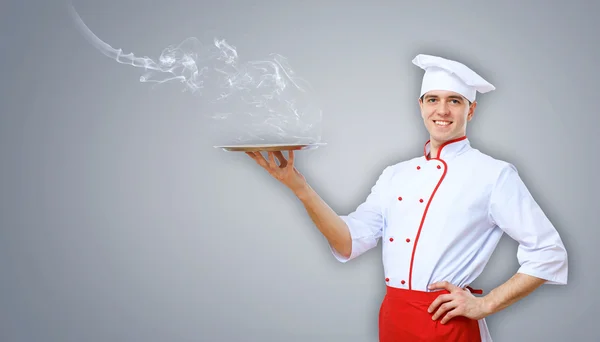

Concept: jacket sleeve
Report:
left=488, top=163, right=568, bottom=285
left=330, top=166, right=391, bottom=263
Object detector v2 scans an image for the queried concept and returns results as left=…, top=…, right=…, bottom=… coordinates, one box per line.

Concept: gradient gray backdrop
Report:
left=1, top=0, right=598, bottom=341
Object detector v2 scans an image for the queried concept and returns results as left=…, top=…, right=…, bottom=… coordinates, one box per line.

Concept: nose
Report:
left=436, top=101, right=450, bottom=115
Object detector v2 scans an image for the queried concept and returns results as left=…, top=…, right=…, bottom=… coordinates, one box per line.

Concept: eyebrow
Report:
left=424, top=95, right=464, bottom=100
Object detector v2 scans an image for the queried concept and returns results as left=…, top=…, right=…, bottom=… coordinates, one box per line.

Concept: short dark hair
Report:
left=420, top=94, right=473, bottom=106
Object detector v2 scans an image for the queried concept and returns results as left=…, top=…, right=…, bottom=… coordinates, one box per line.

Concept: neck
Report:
left=426, top=135, right=468, bottom=159
left=429, top=139, right=443, bottom=158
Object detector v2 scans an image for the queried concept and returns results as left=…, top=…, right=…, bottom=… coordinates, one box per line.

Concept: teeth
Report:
left=434, top=121, right=451, bottom=126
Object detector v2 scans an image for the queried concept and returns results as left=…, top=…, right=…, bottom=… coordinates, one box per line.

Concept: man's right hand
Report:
left=245, top=150, right=307, bottom=194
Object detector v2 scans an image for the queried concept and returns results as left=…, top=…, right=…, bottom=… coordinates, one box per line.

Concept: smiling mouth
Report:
left=433, top=120, right=452, bottom=126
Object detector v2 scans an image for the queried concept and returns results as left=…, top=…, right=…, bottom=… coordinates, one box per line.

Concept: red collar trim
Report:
left=424, top=135, right=468, bottom=160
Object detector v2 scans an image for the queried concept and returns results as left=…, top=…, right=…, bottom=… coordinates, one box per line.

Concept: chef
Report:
left=245, top=54, right=568, bottom=342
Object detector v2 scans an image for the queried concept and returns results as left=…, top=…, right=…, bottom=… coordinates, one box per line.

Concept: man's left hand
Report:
left=427, top=281, right=491, bottom=324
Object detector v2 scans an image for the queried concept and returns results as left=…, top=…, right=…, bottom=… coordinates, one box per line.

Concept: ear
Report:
left=467, top=101, right=477, bottom=121
left=418, top=97, right=426, bottom=118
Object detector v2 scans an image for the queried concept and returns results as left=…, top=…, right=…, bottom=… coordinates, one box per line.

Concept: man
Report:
left=245, top=54, right=568, bottom=341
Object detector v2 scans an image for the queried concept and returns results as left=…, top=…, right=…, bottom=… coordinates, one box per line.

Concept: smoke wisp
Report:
left=68, top=4, right=323, bottom=145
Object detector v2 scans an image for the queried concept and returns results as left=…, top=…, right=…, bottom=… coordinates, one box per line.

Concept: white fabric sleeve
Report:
left=488, top=163, right=568, bottom=285
left=330, top=166, right=391, bottom=263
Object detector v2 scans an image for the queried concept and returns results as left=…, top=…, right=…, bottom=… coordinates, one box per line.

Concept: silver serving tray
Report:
left=214, top=142, right=327, bottom=152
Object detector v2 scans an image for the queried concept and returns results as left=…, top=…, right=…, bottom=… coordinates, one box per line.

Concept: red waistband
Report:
left=385, top=285, right=483, bottom=299
left=385, top=286, right=449, bottom=300
left=466, top=286, right=483, bottom=294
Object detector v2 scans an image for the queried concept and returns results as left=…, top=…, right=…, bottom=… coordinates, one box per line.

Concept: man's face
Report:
left=418, top=90, right=476, bottom=144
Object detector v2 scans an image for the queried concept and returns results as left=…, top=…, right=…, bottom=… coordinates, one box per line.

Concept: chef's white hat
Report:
left=412, top=54, right=495, bottom=102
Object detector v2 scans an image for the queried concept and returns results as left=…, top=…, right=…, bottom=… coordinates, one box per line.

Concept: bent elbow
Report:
left=336, top=244, right=352, bottom=260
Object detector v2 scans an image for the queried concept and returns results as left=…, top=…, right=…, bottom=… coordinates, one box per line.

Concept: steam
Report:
left=67, top=4, right=323, bottom=145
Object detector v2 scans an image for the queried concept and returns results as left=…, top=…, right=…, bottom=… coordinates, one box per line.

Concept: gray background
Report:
left=1, top=0, right=597, bottom=341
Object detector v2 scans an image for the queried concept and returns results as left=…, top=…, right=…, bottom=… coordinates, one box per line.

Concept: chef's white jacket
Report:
left=330, top=137, right=568, bottom=341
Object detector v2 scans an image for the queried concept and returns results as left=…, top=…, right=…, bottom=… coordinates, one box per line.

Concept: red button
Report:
left=385, top=278, right=390, bottom=282
left=401, top=280, right=406, bottom=284
left=398, top=196, right=402, bottom=201
left=419, top=199, right=424, bottom=203
left=406, top=238, right=410, bottom=242
left=437, top=165, right=441, bottom=169
left=417, top=166, right=421, bottom=170
left=389, top=237, right=394, bottom=242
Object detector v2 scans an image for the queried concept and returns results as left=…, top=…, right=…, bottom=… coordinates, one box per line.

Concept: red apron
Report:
left=379, top=285, right=481, bottom=342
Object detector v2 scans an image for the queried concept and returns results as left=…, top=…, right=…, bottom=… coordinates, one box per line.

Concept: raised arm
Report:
left=294, top=182, right=353, bottom=258
left=246, top=150, right=390, bottom=261
left=246, top=150, right=352, bottom=257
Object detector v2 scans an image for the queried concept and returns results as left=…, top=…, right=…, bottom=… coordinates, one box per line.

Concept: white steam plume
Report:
left=67, top=4, right=323, bottom=145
